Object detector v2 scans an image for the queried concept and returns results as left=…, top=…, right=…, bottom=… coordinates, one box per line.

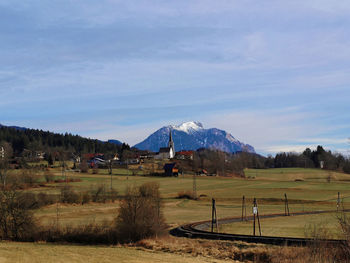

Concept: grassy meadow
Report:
left=3, top=166, right=350, bottom=262
left=30, top=167, right=350, bottom=232
left=0, top=241, right=228, bottom=263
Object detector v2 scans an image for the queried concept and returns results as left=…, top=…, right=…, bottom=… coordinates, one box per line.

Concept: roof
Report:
left=176, top=150, right=194, bottom=156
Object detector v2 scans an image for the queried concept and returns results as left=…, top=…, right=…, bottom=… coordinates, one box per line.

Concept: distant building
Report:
left=163, top=162, right=179, bottom=177
left=155, top=130, right=175, bottom=159
left=320, top=161, right=324, bottom=169
left=176, top=150, right=194, bottom=160
left=0, top=146, right=4, bottom=159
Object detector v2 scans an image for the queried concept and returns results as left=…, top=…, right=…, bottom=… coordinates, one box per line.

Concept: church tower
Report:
left=168, top=130, right=175, bottom=158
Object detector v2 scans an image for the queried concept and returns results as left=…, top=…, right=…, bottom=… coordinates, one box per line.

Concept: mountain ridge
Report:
left=133, top=121, right=255, bottom=154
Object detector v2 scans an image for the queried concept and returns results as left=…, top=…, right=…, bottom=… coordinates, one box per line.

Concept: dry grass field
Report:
left=0, top=241, right=231, bottom=263
left=3, top=167, right=350, bottom=262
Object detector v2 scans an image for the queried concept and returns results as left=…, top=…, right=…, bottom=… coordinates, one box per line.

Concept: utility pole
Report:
left=211, top=198, right=219, bottom=232
left=253, top=198, right=261, bottom=236
left=241, top=195, right=247, bottom=221
left=109, top=160, right=113, bottom=190
left=284, top=193, right=290, bottom=216
left=56, top=200, right=59, bottom=231
left=193, top=172, right=197, bottom=199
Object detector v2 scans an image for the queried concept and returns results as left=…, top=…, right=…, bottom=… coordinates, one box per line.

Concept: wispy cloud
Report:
left=1, top=0, right=350, bottom=155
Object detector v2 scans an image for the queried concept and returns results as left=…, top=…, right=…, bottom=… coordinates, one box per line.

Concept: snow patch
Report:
left=226, top=133, right=238, bottom=143
left=172, top=121, right=204, bottom=134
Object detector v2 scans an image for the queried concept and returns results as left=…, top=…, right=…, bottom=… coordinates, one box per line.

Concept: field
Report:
left=31, top=167, right=350, bottom=233
left=0, top=241, right=228, bottom=263
left=3, top=166, right=350, bottom=262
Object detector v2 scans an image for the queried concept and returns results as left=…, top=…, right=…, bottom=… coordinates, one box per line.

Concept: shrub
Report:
left=177, top=190, right=195, bottom=200
left=115, top=182, right=167, bottom=242
left=81, top=191, right=91, bottom=205
left=0, top=189, right=37, bottom=240
left=38, top=222, right=118, bottom=244
left=60, top=185, right=80, bottom=204
left=91, top=184, right=107, bottom=203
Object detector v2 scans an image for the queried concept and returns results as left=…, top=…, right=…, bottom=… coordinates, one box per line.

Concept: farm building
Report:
left=163, top=162, right=179, bottom=177
left=176, top=150, right=194, bottom=160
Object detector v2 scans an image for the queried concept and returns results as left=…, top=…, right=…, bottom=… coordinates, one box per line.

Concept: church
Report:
left=155, top=130, right=175, bottom=159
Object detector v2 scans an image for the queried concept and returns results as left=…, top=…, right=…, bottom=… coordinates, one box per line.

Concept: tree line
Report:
left=0, top=126, right=126, bottom=156
left=191, top=145, right=350, bottom=176
left=268, top=146, right=350, bottom=173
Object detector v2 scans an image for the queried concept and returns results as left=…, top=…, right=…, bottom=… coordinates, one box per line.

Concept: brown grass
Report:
left=136, top=236, right=273, bottom=262
left=136, top=235, right=350, bottom=263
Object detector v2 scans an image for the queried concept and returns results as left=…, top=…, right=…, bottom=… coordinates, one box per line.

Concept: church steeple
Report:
left=168, top=129, right=175, bottom=158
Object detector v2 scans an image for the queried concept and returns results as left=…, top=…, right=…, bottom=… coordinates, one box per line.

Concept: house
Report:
left=176, top=150, right=194, bottom=160
left=155, top=130, right=175, bottom=159
left=83, top=153, right=104, bottom=161
left=0, top=146, right=4, bottom=159
left=163, top=162, right=179, bottom=177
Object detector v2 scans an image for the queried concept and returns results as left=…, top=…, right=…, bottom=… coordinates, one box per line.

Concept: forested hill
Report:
left=0, top=125, right=125, bottom=155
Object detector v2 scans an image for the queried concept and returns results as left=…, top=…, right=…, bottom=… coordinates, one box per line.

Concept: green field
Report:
left=31, top=167, right=350, bottom=233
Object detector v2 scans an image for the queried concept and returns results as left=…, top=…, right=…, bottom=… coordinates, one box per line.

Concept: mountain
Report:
left=107, top=139, right=123, bottom=145
left=133, top=121, right=255, bottom=154
left=0, top=123, right=27, bottom=131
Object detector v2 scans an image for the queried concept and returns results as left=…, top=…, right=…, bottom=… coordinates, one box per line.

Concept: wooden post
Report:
left=257, top=207, right=262, bottom=236
left=211, top=198, right=218, bottom=232
left=241, top=195, right=247, bottom=221
left=109, top=160, right=113, bottom=190
left=337, top=192, right=340, bottom=212
left=253, top=198, right=261, bottom=236
left=193, top=173, right=197, bottom=200
left=284, top=193, right=290, bottom=216
left=253, top=198, right=256, bottom=236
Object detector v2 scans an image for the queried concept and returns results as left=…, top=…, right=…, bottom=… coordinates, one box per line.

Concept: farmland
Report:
left=30, top=167, right=350, bottom=233
left=2, top=166, right=350, bottom=262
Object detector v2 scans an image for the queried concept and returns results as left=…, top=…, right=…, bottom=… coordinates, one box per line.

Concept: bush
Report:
left=81, top=191, right=91, bottom=205
left=343, top=162, right=350, bottom=174
left=60, top=185, right=80, bottom=204
left=91, top=184, right=107, bottom=203
left=37, top=221, right=119, bottom=244
left=115, top=182, right=167, bottom=242
left=0, top=189, right=37, bottom=240
left=177, top=190, right=196, bottom=200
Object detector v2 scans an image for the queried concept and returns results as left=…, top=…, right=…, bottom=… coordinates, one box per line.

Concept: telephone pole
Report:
left=284, top=193, right=290, bottom=216
left=241, top=195, right=247, bottom=221
left=211, top=198, right=219, bottom=232
left=253, top=198, right=261, bottom=236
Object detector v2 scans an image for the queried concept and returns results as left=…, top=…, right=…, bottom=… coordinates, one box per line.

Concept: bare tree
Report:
left=0, top=188, right=36, bottom=240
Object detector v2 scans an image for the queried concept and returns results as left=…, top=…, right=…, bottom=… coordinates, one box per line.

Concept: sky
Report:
left=1, top=0, right=349, bottom=155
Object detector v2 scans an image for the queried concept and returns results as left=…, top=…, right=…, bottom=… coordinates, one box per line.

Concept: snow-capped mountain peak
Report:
left=172, top=121, right=204, bottom=134
left=134, top=122, right=255, bottom=154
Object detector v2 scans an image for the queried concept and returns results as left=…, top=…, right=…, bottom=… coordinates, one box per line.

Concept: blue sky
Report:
left=1, top=0, right=349, bottom=155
